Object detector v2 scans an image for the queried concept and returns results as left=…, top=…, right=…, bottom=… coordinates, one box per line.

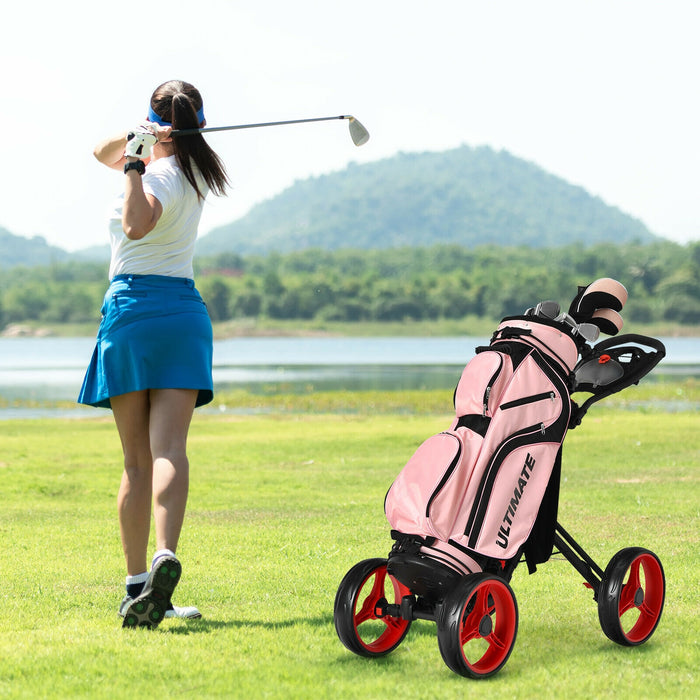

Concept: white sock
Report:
left=125, top=572, right=149, bottom=586
left=152, top=549, right=177, bottom=568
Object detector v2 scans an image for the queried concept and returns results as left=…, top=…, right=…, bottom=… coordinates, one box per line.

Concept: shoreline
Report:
left=3, top=318, right=700, bottom=340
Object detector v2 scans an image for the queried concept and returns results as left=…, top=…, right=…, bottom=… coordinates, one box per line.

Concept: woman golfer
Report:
left=79, top=79, right=228, bottom=628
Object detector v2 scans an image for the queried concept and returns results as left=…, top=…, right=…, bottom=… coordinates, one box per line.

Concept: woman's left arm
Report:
left=94, top=133, right=130, bottom=170
left=122, top=158, right=163, bottom=239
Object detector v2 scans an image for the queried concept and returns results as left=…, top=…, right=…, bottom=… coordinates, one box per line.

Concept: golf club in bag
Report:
left=172, top=114, right=370, bottom=146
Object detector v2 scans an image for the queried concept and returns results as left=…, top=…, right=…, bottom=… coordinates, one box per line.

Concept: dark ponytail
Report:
left=150, top=80, right=229, bottom=201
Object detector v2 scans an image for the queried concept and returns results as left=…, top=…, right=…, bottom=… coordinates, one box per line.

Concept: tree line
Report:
left=1, top=240, right=699, bottom=328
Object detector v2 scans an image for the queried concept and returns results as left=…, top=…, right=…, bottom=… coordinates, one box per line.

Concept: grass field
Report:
left=0, top=397, right=698, bottom=698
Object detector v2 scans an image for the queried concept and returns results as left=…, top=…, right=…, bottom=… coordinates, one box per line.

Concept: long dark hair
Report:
left=150, top=80, right=229, bottom=201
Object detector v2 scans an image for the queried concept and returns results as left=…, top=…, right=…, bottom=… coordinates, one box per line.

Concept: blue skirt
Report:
left=78, top=274, right=213, bottom=409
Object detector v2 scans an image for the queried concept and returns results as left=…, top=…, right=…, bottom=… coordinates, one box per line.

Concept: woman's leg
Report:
left=111, top=390, right=153, bottom=576
left=148, top=388, right=198, bottom=554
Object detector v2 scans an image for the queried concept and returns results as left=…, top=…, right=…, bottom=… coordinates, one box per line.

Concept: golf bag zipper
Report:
left=425, top=432, right=463, bottom=518
left=500, top=391, right=556, bottom=411
left=482, top=353, right=504, bottom=416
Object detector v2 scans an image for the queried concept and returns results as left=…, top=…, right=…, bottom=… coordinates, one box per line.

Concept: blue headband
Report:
left=147, top=104, right=205, bottom=126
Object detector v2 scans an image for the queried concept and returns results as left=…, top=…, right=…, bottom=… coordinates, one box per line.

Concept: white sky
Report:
left=2, top=0, right=698, bottom=251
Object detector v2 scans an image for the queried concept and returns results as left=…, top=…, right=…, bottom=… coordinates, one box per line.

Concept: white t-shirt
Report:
left=108, top=155, right=209, bottom=279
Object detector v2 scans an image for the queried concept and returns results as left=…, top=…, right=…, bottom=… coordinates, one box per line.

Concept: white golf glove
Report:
left=124, top=124, right=158, bottom=159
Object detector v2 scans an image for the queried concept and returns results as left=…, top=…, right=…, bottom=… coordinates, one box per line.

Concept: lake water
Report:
left=0, top=335, right=698, bottom=418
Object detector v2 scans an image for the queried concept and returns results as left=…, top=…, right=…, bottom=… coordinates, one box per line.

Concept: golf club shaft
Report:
left=172, top=115, right=354, bottom=136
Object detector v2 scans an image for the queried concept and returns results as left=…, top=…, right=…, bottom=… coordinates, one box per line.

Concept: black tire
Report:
left=598, top=547, right=665, bottom=646
left=436, top=573, right=518, bottom=678
left=334, top=558, right=412, bottom=657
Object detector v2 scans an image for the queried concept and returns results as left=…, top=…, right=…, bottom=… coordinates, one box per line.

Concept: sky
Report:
left=2, top=0, right=699, bottom=252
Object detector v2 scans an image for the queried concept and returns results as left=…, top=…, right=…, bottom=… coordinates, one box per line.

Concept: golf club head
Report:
left=348, top=117, right=370, bottom=146
left=554, top=312, right=601, bottom=343
left=534, top=300, right=561, bottom=319
left=577, top=322, right=601, bottom=343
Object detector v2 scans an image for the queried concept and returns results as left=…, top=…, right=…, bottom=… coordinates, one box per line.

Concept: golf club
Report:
left=172, top=115, right=370, bottom=146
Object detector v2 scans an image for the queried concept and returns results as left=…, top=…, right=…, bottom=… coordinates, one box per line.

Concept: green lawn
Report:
left=0, top=405, right=697, bottom=698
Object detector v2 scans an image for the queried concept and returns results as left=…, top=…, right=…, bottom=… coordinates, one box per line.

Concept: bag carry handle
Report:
left=570, top=334, right=666, bottom=427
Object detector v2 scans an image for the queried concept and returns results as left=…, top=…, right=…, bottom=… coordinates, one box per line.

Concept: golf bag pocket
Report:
left=462, top=441, right=564, bottom=559
left=453, top=350, right=513, bottom=418
left=385, top=427, right=484, bottom=542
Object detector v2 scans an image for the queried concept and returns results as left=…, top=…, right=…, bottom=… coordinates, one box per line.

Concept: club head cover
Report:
left=589, top=307, right=624, bottom=336
left=568, top=278, right=628, bottom=322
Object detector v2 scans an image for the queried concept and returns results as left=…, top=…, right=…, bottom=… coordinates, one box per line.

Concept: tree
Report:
left=198, top=277, right=231, bottom=321
left=656, top=267, right=700, bottom=323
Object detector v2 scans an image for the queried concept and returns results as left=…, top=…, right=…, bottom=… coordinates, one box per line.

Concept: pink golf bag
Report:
left=334, top=279, right=667, bottom=679
left=385, top=316, right=577, bottom=577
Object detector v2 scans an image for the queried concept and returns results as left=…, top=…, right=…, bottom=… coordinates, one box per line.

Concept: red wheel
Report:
left=598, top=547, right=665, bottom=646
left=436, top=574, right=518, bottom=678
left=334, top=558, right=412, bottom=657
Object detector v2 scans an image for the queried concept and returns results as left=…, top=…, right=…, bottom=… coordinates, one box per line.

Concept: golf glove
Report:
left=124, top=124, right=158, bottom=159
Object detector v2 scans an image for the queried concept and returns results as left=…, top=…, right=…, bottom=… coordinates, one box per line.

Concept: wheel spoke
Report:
left=619, top=559, right=643, bottom=615
left=384, top=615, right=405, bottom=632
left=477, top=586, right=492, bottom=617
left=459, top=622, right=481, bottom=645
left=354, top=570, right=386, bottom=624
left=459, top=586, right=489, bottom=645
left=354, top=601, right=374, bottom=625
left=459, top=609, right=482, bottom=645
left=628, top=559, right=642, bottom=591
left=485, top=630, right=508, bottom=652
left=637, top=600, right=656, bottom=621
left=618, top=582, right=637, bottom=615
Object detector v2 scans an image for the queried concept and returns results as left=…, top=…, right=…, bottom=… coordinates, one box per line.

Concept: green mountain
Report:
left=197, top=145, right=658, bottom=256
left=0, top=227, right=70, bottom=268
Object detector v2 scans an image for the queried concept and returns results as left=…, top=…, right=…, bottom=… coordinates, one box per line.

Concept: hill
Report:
left=197, top=145, right=658, bottom=255
left=0, top=227, right=71, bottom=268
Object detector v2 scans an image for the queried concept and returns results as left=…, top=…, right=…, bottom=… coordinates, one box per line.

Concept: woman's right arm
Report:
left=93, top=133, right=129, bottom=170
